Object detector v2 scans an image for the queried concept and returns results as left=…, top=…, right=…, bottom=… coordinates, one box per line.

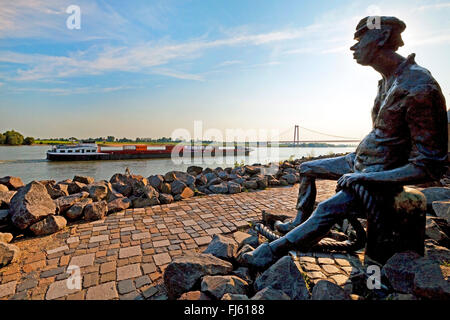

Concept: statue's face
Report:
left=350, top=29, right=383, bottom=66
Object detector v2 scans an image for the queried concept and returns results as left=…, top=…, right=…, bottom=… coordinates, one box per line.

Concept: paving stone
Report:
left=0, top=281, right=17, bottom=298
left=86, top=281, right=118, bottom=300
left=69, top=253, right=95, bottom=268
left=132, top=232, right=151, bottom=241
left=153, top=253, right=171, bottom=266
left=321, top=264, right=341, bottom=275
left=153, top=240, right=170, bottom=248
left=119, top=246, right=142, bottom=259
left=135, top=275, right=151, bottom=288
left=317, top=257, right=335, bottom=265
left=40, top=267, right=66, bottom=278
left=47, top=245, right=69, bottom=255
left=89, top=235, right=109, bottom=243
left=117, top=263, right=142, bottom=281
left=100, top=261, right=116, bottom=274
left=46, top=280, right=81, bottom=300
left=194, top=236, right=212, bottom=246
left=335, top=258, right=351, bottom=267
left=117, top=279, right=135, bottom=294
left=142, top=263, right=157, bottom=274
left=66, top=237, right=79, bottom=244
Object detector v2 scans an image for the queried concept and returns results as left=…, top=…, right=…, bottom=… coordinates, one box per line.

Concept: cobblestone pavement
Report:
left=0, top=181, right=343, bottom=300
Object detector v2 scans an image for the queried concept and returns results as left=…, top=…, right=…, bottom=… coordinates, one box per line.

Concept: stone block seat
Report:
left=364, top=186, right=427, bottom=265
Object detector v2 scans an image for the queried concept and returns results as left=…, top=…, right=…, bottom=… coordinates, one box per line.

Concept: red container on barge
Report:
left=46, top=143, right=251, bottom=161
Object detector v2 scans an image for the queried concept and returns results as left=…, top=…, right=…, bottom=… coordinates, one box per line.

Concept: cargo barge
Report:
left=46, top=143, right=251, bottom=161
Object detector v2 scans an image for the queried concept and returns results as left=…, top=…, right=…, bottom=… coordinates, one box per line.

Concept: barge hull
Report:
left=47, top=150, right=250, bottom=161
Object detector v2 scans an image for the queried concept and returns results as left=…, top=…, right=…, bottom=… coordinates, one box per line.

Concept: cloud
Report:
left=414, top=2, right=450, bottom=11
left=8, top=85, right=137, bottom=95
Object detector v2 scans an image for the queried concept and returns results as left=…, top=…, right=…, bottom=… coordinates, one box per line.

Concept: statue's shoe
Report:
left=240, top=243, right=276, bottom=270
left=274, top=220, right=296, bottom=234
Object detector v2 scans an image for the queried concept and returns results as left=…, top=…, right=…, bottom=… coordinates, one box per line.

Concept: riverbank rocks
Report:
left=45, top=183, right=68, bottom=199
left=178, top=291, right=211, bottom=300
left=252, top=287, right=290, bottom=300
left=0, top=191, right=16, bottom=209
left=227, top=182, right=241, bottom=194
left=254, top=256, right=311, bottom=300
left=107, top=197, right=131, bottom=214
left=29, top=215, right=67, bottom=236
left=163, top=253, right=233, bottom=299
left=0, top=242, right=20, bottom=267
left=131, top=185, right=159, bottom=208
left=85, top=183, right=108, bottom=201
left=55, top=192, right=89, bottom=214
left=421, top=187, right=450, bottom=211
left=66, top=198, right=93, bottom=220
left=432, top=201, right=450, bottom=224
left=0, top=176, right=24, bottom=191
left=83, top=201, right=107, bottom=221
left=201, top=275, right=248, bottom=299
left=187, top=166, right=203, bottom=176
left=311, top=280, right=350, bottom=300
left=382, top=251, right=450, bottom=299
left=171, top=180, right=187, bottom=195
left=111, top=183, right=132, bottom=198
left=203, top=234, right=238, bottom=262
left=73, top=175, right=94, bottom=185
left=9, top=181, right=56, bottom=230
left=159, top=193, right=174, bottom=204
left=0, top=185, right=8, bottom=192
left=209, top=183, right=228, bottom=194
left=148, top=175, right=164, bottom=190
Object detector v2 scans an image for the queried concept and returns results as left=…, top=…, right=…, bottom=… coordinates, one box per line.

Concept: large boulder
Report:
left=83, top=201, right=107, bottom=221
left=432, top=201, right=450, bottom=224
left=66, top=198, right=93, bottom=220
left=9, top=181, right=56, bottom=230
left=159, top=193, right=174, bottom=204
left=382, top=251, right=450, bottom=299
left=73, top=175, right=94, bottom=185
left=201, top=275, right=248, bottom=299
left=0, top=242, right=20, bottom=267
left=148, top=175, right=164, bottom=190
left=251, top=287, right=291, bottom=300
left=110, top=174, right=148, bottom=196
left=111, top=183, right=132, bottom=198
left=209, top=183, right=228, bottom=194
left=0, top=191, right=16, bottom=209
left=281, top=174, right=298, bottom=184
left=254, top=256, right=310, bottom=300
left=67, top=181, right=86, bottom=195
left=55, top=192, right=89, bottom=214
left=244, top=166, right=260, bottom=175
left=227, top=182, right=241, bottom=194
left=421, top=187, right=450, bottom=211
left=84, top=183, right=108, bottom=201
left=203, top=234, right=238, bottom=261
left=29, top=215, right=67, bottom=236
left=187, top=166, right=203, bottom=176
left=222, top=293, right=249, bottom=300
left=426, top=216, right=449, bottom=246
left=107, top=197, right=131, bottom=214
left=130, top=185, right=159, bottom=208
left=163, top=253, right=233, bottom=299
left=45, top=183, right=68, bottom=199
left=174, top=187, right=194, bottom=201
left=311, top=280, right=350, bottom=300
left=0, top=184, right=8, bottom=192
left=171, top=180, right=187, bottom=195
left=0, top=176, right=24, bottom=190
left=243, top=180, right=258, bottom=190
left=178, top=291, right=211, bottom=300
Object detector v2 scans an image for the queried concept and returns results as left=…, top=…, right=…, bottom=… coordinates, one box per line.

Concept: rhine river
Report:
left=0, top=145, right=356, bottom=183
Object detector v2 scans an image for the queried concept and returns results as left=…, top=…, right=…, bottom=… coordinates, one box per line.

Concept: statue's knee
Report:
left=299, top=162, right=313, bottom=175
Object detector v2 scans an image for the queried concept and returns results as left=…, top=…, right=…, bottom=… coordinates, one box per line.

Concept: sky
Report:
left=0, top=0, right=449, bottom=141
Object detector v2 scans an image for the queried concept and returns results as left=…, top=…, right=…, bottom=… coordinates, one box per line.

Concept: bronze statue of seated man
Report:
left=243, top=16, right=448, bottom=269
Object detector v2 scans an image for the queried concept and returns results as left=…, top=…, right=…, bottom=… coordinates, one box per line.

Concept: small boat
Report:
left=46, top=143, right=251, bottom=161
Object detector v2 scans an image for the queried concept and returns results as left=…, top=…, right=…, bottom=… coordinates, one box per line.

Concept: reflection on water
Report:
left=0, top=145, right=356, bottom=183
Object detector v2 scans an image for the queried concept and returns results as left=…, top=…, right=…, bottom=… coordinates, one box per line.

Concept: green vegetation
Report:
left=0, top=130, right=33, bottom=146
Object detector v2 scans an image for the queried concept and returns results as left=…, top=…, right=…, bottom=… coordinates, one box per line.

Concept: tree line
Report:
left=0, top=130, right=35, bottom=145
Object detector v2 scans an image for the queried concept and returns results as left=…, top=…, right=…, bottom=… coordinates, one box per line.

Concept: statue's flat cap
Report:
left=354, top=16, right=406, bottom=38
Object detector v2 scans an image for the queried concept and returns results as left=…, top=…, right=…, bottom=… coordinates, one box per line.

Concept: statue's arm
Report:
left=339, top=89, right=448, bottom=188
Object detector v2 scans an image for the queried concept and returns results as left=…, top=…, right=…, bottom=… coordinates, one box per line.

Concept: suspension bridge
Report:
left=276, top=125, right=361, bottom=146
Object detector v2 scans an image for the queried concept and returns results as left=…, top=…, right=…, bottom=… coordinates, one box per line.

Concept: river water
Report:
left=0, top=145, right=356, bottom=183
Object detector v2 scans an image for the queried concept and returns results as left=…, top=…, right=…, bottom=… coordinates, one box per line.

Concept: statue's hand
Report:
left=337, top=172, right=368, bottom=189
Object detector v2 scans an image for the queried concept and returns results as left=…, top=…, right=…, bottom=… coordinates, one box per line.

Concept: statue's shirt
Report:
left=354, top=54, right=448, bottom=180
